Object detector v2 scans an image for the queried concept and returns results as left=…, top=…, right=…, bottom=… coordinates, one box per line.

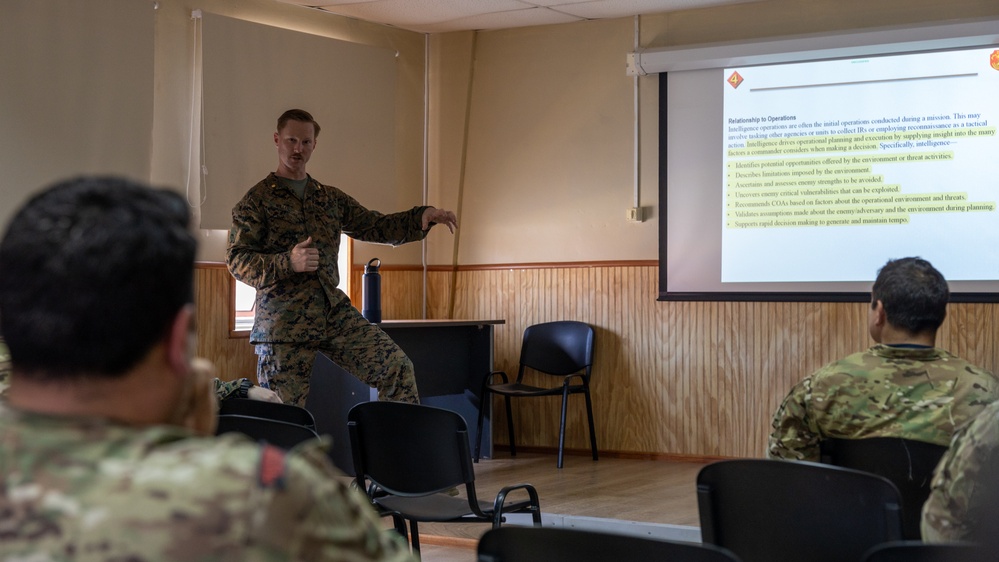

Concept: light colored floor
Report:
left=394, top=451, right=708, bottom=561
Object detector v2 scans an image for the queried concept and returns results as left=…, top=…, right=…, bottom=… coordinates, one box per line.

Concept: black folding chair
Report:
left=697, top=459, right=903, bottom=562
left=820, top=437, right=948, bottom=540
left=861, top=540, right=986, bottom=562
left=475, top=321, right=597, bottom=468
left=477, top=526, right=743, bottom=562
left=218, top=397, right=317, bottom=430
left=216, top=414, right=321, bottom=450
left=349, top=401, right=542, bottom=553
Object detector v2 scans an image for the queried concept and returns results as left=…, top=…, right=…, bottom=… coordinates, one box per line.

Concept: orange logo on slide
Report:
left=727, top=71, right=744, bottom=89
left=991, top=50, right=999, bottom=71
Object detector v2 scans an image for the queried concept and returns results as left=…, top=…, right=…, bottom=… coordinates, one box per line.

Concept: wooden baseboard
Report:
left=417, top=534, right=478, bottom=549
left=490, top=444, right=731, bottom=465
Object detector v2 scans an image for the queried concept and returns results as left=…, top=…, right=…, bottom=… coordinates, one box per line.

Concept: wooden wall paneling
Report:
left=442, top=265, right=999, bottom=459
left=612, top=265, right=662, bottom=454
left=944, top=303, right=999, bottom=371
left=661, top=287, right=684, bottom=453
left=193, top=264, right=256, bottom=382
left=349, top=266, right=427, bottom=320
left=722, top=300, right=746, bottom=455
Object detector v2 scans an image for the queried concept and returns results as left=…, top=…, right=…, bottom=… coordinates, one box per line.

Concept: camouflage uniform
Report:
left=922, top=399, right=999, bottom=542
left=227, top=174, right=429, bottom=407
left=768, top=344, right=999, bottom=461
left=214, top=377, right=251, bottom=402
left=0, top=403, right=417, bottom=561
left=0, top=337, right=9, bottom=397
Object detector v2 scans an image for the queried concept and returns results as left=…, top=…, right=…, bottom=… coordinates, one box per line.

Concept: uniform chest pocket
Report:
left=262, top=201, right=307, bottom=248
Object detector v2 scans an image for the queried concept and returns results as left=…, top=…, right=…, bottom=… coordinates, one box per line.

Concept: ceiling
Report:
left=277, top=0, right=760, bottom=34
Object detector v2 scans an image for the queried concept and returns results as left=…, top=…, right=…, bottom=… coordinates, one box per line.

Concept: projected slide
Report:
left=721, top=47, right=999, bottom=283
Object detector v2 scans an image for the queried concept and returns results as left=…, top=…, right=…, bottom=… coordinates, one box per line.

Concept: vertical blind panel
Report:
left=0, top=0, right=154, bottom=231
left=200, top=13, right=398, bottom=230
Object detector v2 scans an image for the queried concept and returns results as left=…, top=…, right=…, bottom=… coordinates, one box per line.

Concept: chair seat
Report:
left=376, top=493, right=538, bottom=524
left=487, top=381, right=586, bottom=397
left=375, top=494, right=496, bottom=522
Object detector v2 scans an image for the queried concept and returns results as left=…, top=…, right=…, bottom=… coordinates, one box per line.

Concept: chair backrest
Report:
left=348, top=401, right=473, bottom=496
left=477, top=527, right=743, bottom=562
left=519, top=321, right=594, bottom=377
left=861, top=540, right=986, bottom=562
left=697, top=459, right=903, bottom=562
left=820, top=437, right=948, bottom=539
left=218, top=398, right=317, bottom=429
left=216, top=414, right=321, bottom=450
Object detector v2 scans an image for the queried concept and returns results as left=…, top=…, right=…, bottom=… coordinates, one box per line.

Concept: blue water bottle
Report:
left=362, top=258, right=382, bottom=323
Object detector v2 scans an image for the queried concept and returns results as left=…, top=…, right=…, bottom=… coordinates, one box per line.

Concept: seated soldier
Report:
left=0, top=176, right=414, bottom=561
left=768, top=257, right=999, bottom=461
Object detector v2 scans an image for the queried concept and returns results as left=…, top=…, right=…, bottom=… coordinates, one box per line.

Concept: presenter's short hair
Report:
left=277, top=108, right=321, bottom=138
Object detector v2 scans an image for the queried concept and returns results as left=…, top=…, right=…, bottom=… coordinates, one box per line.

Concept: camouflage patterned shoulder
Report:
left=922, top=400, right=999, bottom=542
left=145, top=433, right=415, bottom=560
left=160, top=432, right=416, bottom=560
left=0, top=337, right=11, bottom=396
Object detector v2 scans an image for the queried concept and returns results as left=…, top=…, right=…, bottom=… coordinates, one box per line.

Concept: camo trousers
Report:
left=254, top=301, right=420, bottom=407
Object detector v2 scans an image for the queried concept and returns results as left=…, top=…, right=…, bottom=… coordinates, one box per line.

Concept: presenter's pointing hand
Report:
left=291, top=236, right=320, bottom=272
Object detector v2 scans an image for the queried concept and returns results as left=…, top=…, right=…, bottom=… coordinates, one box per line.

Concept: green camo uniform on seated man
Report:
left=227, top=109, right=457, bottom=408
left=0, top=404, right=414, bottom=561
left=921, top=399, right=999, bottom=543
left=768, top=257, right=999, bottom=462
left=768, top=344, right=999, bottom=461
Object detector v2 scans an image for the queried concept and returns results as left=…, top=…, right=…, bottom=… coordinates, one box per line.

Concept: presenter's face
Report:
left=275, top=120, right=316, bottom=178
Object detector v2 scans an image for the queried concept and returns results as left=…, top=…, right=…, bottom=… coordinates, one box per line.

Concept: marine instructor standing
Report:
left=227, top=109, right=457, bottom=407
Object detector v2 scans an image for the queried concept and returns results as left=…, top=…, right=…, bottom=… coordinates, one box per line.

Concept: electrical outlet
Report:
left=626, top=207, right=644, bottom=222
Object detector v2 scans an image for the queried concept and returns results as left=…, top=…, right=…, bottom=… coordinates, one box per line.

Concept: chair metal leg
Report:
left=584, top=388, right=598, bottom=461
left=504, top=395, right=516, bottom=457
left=474, top=389, right=487, bottom=462
left=557, top=385, right=570, bottom=468
left=410, top=519, right=421, bottom=553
